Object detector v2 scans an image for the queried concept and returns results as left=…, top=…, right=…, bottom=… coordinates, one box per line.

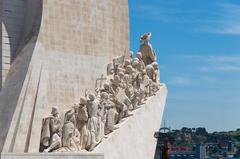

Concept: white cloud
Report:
left=183, top=54, right=240, bottom=72
left=131, top=2, right=240, bottom=34
left=199, top=65, right=240, bottom=72
left=184, top=55, right=240, bottom=63
left=170, top=76, right=193, bottom=85
left=200, top=3, right=240, bottom=34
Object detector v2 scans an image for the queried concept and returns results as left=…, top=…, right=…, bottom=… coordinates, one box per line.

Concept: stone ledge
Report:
left=1, top=152, right=103, bottom=159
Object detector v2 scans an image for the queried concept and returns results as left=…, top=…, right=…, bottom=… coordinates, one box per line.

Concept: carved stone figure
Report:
left=136, top=52, right=145, bottom=71
left=114, top=87, right=132, bottom=121
left=105, top=105, right=118, bottom=134
left=61, top=121, right=81, bottom=152
left=55, top=108, right=80, bottom=151
left=86, top=93, right=100, bottom=151
left=146, top=63, right=157, bottom=82
left=40, top=50, right=161, bottom=152
left=76, top=97, right=90, bottom=150
left=152, top=61, right=160, bottom=83
left=139, top=32, right=156, bottom=65
left=40, top=107, right=62, bottom=152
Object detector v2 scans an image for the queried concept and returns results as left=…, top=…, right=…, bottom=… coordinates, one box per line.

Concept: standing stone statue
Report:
left=40, top=107, right=62, bottom=152
left=139, top=32, right=156, bottom=65
left=76, top=97, right=90, bottom=150
left=86, top=93, right=100, bottom=151
left=61, top=121, right=81, bottom=152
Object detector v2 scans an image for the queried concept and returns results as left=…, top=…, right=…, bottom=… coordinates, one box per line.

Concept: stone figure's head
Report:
left=117, top=71, right=124, bottom=79
left=126, top=65, right=133, bottom=74
left=66, top=109, right=75, bottom=118
left=140, top=32, right=151, bottom=43
left=103, top=83, right=110, bottom=89
left=113, top=75, right=121, bottom=84
left=80, top=97, right=87, bottom=105
left=152, top=62, right=158, bottom=70
left=88, top=93, right=96, bottom=101
left=129, top=51, right=133, bottom=58
left=132, top=60, right=139, bottom=69
left=124, top=59, right=131, bottom=68
left=51, top=106, right=59, bottom=116
left=100, top=92, right=109, bottom=100
left=136, top=52, right=142, bottom=60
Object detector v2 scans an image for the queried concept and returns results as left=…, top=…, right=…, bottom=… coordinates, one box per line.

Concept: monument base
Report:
left=1, top=153, right=103, bottom=159
left=1, top=85, right=167, bottom=159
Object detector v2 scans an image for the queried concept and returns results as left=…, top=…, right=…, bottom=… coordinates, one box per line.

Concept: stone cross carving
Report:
left=95, top=74, right=107, bottom=89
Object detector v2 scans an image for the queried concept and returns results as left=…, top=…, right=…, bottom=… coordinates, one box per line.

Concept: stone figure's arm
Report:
left=149, top=45, right=156, bottom=62
left=149, top=51, right=156, bottom=61
left=83, top=108, right=89, bottom=121
left=50, top=118, right=61, bottom=132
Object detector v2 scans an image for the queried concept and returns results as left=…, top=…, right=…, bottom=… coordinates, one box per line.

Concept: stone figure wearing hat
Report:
left=40, top=106, right=62, bottom=152
left=139, top=32, right=156, bottom=65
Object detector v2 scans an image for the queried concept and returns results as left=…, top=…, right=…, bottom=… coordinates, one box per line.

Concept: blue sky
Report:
left=129, top=0, right=240, bottom=132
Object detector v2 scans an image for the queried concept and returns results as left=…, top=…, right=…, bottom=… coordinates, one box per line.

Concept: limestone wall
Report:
left=0, top=0, right=129, bottom=153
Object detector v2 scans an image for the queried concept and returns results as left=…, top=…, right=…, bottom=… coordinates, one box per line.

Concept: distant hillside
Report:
left=163, top=127, right=240, bottom=146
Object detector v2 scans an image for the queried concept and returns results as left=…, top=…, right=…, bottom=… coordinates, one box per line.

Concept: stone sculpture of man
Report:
left=76, top=97, right=90, bottom=150
left=86, top=93, right=100, bottom=151
left=40, top=107, right=62, bottom=152
left=139, top=32, right=156, bottom=65
left=146, top=62, right=158, bottom=82
left=136, top=52, right=145, bottom=71
left=61, top=108, right=81, bottom=151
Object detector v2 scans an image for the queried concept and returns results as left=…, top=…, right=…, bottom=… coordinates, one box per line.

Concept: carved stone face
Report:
left=132, top=60, right=139, bottom=69
left=100, top=92, right=109, bottom=100
left=126, top=65, right=133, bottom=74
left=140, top=32, right=151, bottom=43
left=113, top=75, right=121, bottom=84
left=152, top=62, right=158, bottom=70
left=124, top=60, right=131, bottom=67
left=117, top=71, right=124, bottom=79
left=136, top=52, right=142, bottom=59
left=80, top=97, right=87, bottom=105
left=88, top=93, right=96, bottom=101
left=103, top=83, right=109, bottom=89
left=51, top=106, right=59, bottom=116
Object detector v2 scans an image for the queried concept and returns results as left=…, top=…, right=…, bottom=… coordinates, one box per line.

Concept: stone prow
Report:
left=93, top=85, right=167, bottom=159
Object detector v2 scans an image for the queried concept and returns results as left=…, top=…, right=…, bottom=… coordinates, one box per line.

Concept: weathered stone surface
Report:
left=0, top=1, right=168, bottom=159
left=0, top=0, right=129, bottom=153
left=1, top=153, right=103, bottom=159
left=93, top=85, right=167, bottom=159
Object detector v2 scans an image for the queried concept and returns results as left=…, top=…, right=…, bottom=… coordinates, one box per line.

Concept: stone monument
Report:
left=0, top=1, right=167, bottom=159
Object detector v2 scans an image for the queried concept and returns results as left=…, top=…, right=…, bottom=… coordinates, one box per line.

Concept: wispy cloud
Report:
left=170, top=76, right=193, bottom=85
left=183, top=54, right=240, bottom=72
left=184, top=55, right=240, bottom=63
left=131, top=1, right=240, bottom=34
left=202, top=3, right=240, bottom=34
left=199, top=65, right=240, bottom=72
left=169, top=75, right=218, bottom=86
